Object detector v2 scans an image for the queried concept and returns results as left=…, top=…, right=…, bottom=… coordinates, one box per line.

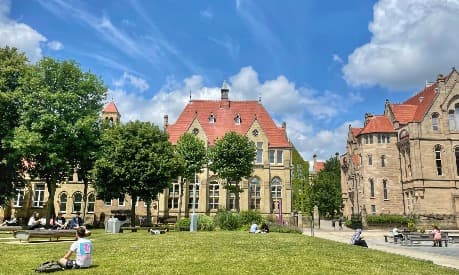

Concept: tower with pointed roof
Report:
left=102, top=101, right=121, bottom=125
left=341, top=68, right=459, bottom=229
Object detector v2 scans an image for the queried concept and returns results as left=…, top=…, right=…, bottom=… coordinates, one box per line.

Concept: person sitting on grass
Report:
left=59, top=227, right=92, bottom=269
left=1, top=215, right=18, bottom=226
left=69, top=212, right=91, bottom=236
left=52, top=213, right=68, bottom=230
left=350, top=228, right=368, bottom=248
left=249, top=222, right=260, bottom=233
left=28, top=211, right=43, bottom=230
left=260, top=223, right=269, bottom=233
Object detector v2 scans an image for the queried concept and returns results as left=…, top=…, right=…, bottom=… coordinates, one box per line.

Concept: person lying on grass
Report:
left=59, top=227, right=93, bottom=269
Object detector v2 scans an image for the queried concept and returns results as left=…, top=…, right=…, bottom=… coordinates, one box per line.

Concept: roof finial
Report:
left=189, top=89, right=192, bottom=102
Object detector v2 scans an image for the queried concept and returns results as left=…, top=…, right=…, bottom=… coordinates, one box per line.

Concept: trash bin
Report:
left=105, top=217, right=121, bottom=233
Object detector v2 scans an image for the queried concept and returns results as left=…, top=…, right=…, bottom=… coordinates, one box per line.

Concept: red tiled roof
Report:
left=103, top=101, right=120, bottom=113
left=314, top=161, right=325, bottom=173
left=390, top=83, right=437, bottom=123
left=359, top=115, right=395, bottom=135
left=166, top=100, right=291, bottom=147
left=351, top=128, right=362, bottom=137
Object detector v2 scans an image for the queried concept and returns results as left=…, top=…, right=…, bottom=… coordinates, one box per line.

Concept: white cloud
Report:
left=200, top=7, right=213, bottom=19
left=0, top=0, right=46, bottom=62
left=332, top=54, right=343, bottom=63
left=47, top=40, right=63, bottom=50
left=114, top=72, right=149, bottom=92
left=108, top=66, right=362, bottom=160
left=343, top=0, right=459, bottom=90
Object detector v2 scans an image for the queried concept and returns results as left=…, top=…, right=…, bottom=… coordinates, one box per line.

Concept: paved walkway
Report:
left=303, top=220, right=459, bottom=270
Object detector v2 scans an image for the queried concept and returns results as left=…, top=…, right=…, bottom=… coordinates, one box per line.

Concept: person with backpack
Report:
left=59, top=227, right=93, bottom=269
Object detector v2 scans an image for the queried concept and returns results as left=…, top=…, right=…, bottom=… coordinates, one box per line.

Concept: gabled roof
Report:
left=166, top=100, right=291, bottom=147
left=389, top=82, right=438, bottom=124
left=359, top=115, right=395, bottom=135
left=103, top=101, right=120, bottom=113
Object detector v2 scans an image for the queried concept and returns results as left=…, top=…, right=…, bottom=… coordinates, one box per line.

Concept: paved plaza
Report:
left=304, top=220, right=459, bottom=270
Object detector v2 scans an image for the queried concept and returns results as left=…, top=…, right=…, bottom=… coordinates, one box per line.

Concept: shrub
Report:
left=268, top=222, right=302, bottom=234
left=239, top=210, right=263, bottom=226
left=198, top=215, right=215, bottom=231
left=346, top=215, right=362, bottom=229
left=214, top=209, right=241, bottom=230
left=176, top=217, right=191, bottom=231
left=367, top=215, right=410, bottom=226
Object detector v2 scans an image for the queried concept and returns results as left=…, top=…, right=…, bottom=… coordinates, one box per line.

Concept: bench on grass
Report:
left=14, top=229, right=77, bottom=242
left=120, top=226, right=138, bottom=233
left=404, top=233, right=449, bottom=247
left=0, top=226, right=23, bottom=233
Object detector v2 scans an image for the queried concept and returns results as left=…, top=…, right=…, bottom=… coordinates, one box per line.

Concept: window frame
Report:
left=33, top=184, right=45, bottom=208
left=72, top=192, right=83, bottom=213
left=208, top=181, right=219, bottom=210
left=58, top=192, right=67, bottom=213
left=13, top=188, right=25, bottom=208
left=435, top=144, right=443, bottom=176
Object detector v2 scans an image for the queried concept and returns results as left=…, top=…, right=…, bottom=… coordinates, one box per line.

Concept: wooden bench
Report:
left=404, top=233, right=449, bottom=247
left=13, top=229, right=77, bottom=242
left=120, top=226, right=138, bottom=233
left=0, top=226, right=23, bottom=233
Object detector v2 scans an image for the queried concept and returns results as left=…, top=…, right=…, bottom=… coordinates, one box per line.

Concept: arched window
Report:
left=368, top=155, right=372, bottom=166
left=72, top=192, right=83, bottom=213
left=208, top=181, right=219, bottom=209
left=449, top=110, right=455, bottom=130
left=435, top=144, right=442, bottom=176
left=455, top=147, right=459, bottom=176
left=87, top=193, right=95, bottom=213
left=381, top=155, right=386, bottom=167
left=432, top=113, right=439, bottom=131
left=250, top=177, right=261, bottom=209
left=383, top=179, right=388, bottom=200
left=188, top=176, right=200, bottom=210
left=369, top=179, right=375, bottom=197
left=58, top=192, right=67, bottom=213
left=271, top=177, right=282, bottom=211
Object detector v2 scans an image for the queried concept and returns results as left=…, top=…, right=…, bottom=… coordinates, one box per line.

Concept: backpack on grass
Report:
left=34, top=261, right=64, bottom=273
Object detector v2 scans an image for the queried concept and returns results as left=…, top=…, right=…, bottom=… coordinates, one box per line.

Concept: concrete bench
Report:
left=13, top=229, right=77, bottom=242
left=404, top=233, right=448, bottom=247
left=0, top=226, right=23, bottom=233
left=448, top=234, right=459, bottom=244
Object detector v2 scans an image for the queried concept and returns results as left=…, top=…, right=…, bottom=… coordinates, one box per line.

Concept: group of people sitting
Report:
left=249, top=222, right=269, bottom=234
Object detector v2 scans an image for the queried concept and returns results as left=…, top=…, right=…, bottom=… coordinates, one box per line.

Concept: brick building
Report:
left=341, top=68, right=459, bottom=228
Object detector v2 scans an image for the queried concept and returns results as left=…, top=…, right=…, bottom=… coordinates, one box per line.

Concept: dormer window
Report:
left=209, top=113, right=216, bottom=124
left=234, top=114, right=241, bottom=125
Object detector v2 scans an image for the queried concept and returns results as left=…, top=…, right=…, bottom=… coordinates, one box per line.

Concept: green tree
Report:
left=93, top=121, right=182, bottom=226
left=311, top=155, right=341, bottom=217
left=175, top=133, right=206, bottom=220
left=11, top=57, right=106, bottom=223
left=0, top=47, right=28, bottom=206
left=208, top=131, right=256, bottom=212
left=291, top=147, right=311, bottom=214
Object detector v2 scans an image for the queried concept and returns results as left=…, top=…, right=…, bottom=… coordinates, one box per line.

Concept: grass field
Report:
left=2, top=229, right=457, bottom=274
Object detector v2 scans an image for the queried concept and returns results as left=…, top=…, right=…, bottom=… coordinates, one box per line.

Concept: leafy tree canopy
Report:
left=291, top=147, right=311, bottom=213
left=311, top=155, right=341, bottom=218
left=175, top=132, right=206, bottom=180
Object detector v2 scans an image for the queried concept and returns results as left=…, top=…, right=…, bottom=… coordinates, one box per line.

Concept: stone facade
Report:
left=341, top=69, right=459, bottom=228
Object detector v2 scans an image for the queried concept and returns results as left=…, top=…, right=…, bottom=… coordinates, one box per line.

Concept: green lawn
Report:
left=2, top=229, right=457, bottom=274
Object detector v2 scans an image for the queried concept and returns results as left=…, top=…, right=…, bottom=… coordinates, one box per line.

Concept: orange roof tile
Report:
left=103, top=101, right=120, bottom=113
left=389, top=104, right=417, bottom=124
left=166, top=100, right=291, bottom=147
left=359, top=115, right=395, bottom=134
left=351, top=128, right=362, bottom=137
left=314, top=161, right=325, bottom=173
left=390, top=83, right=437, bottom=124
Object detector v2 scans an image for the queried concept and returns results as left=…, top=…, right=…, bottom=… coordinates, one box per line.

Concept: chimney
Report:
left=163, top=115, right=169, bottom=130
left=220, top=80, right=230, bottom=108
left=313, top=154, right=317, bottom=173
left=364, top=113, right=373, bottom=126
left=282, top=121, right=286, bottom=130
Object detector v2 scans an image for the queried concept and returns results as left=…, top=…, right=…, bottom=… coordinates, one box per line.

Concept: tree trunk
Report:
left=235, top=182, right=240, bottom=213
left=130, top=194, right=137, bottom=227
left=145, top=199, right=152, bottom=227
left=82, top=179, right=88, bottom=221
left=46, top=178, right=56, bottom=227
left=177, top=178, right=185, bottom=221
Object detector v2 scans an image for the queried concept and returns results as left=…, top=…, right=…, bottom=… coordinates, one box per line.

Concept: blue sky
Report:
left=3, top=0, right=459, bottom=162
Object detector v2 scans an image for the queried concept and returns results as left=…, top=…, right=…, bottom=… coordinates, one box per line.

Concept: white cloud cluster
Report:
left=108, top=66, right=362, bottom=160
left=0, top=0, right=62, bottom=63
left=343, top=0, right=459, bottom=90
left=114, top=72, right=149, bottom=92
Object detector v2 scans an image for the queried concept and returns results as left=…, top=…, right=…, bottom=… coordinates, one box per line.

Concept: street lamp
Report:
left=190, top=171, right=198, bottom=232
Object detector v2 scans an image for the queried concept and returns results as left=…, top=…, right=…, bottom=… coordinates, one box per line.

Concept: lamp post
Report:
left=190, top=171, right=198, bottom=232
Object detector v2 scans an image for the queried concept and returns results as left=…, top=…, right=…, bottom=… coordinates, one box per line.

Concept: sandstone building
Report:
left=341, top=68, right=459, bottom=228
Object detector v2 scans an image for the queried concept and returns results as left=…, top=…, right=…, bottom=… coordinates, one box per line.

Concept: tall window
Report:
left=383, top=180, right=388, bottom=200
left=368, top=155, right=372, bottom=166
left=364, top=136, right=369, bottom=144
left=369, top=179, right=375, bottom=197
left=377, top=134, right=382, bottom=143
left=58, top=192, right=67, bottom=213
left=168, top=182, right=180, bottom=209
left=456, top=147, right=459, bottom=176
left=87, top=193, right=95, bottom=213
left=371, top=205, right=376, bottom=213
left=13, top=188, right=25, bottom=207
left=271, top=177, right=282, bottom=211
left=228, top=184, right=236, bottom=210
left=104, top=198, right=112, bottom=206
left=277, top=150, right=283, bottom=164
left=118, top=195, right=125, bottom=207
left=72, top=192, right=82, bottom=213
left=435, top=144, right=442, bottom=176
left=188, top=177, right=200, bottom=210
left=449, top=110, right=455, bottom=130
left=381, top=155, right=386, bottom=167
left=269, top=149, right=275, bottom=164
left=250, top=177, right=261, bottom=209
left=208, top=181, right=219, bottom=209
left=33, top=184, right=45, bottom=207
left=369, top=135, right=373, bottom=144
left=432, top=113, right=439, bottom=131
left=256, top=142, right=263, bottom=163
